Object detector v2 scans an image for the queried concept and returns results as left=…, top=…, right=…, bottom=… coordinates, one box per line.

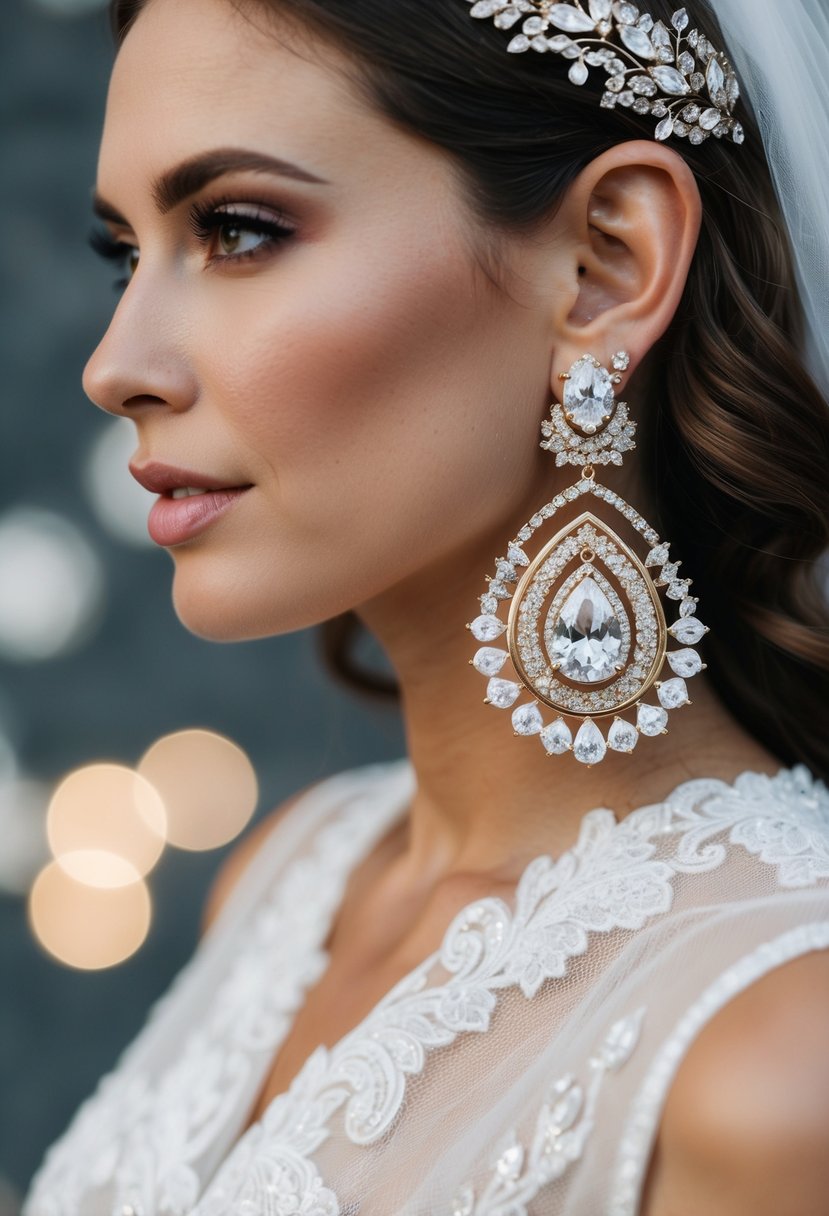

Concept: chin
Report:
left=168, top=561, right=345, bottom=643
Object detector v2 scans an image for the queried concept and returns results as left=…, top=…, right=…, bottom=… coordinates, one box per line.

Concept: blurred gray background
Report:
left=0, top=2, right=404, bottom=1206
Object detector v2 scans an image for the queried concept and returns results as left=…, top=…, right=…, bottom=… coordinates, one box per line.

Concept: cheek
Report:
left=178, top=226, right=547, bottom=634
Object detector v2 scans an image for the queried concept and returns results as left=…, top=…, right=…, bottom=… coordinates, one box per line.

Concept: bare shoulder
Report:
left=200, top=777, right=328, bottom=934
left=642, top=947, right=829, bottom=1216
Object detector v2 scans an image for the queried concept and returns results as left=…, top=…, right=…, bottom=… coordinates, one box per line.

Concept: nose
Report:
left=82, top=278, right=197, bottom=419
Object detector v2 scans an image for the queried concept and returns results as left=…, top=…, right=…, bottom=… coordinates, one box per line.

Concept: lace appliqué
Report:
left=451, top=1008, right=646, bottom=1216
left=669, top=766, right=829, bottom=887
left=201, top=766, right=829, bottom=1215
left=23, top=788, right=404, bottom=1216
left=194, top=805, right=681, bottom=1212
left=24, top=763, right=829, bottom=1216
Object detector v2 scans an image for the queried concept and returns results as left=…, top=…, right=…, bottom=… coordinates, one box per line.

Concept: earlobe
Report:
left=553, top=141, right=702, bottom=374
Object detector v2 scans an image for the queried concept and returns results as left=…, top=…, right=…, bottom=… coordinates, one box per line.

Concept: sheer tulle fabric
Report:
left=22, top=758, right=829, bottom=1216
left=710, top=0, right=829, bottom=395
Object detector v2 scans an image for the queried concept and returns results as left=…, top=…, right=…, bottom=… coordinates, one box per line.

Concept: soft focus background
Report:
left=0, top=2, right=403, bottom=1207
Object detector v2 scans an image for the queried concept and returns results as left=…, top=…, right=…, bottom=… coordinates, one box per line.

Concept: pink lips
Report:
left=129, top=462, right=253, bottom=547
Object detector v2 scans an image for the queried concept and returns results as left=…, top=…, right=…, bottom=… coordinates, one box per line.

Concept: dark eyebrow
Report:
left=91, top=147, right=329, bottom=224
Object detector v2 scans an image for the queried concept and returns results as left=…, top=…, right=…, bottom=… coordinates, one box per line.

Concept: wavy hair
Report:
left=109, top=0, right=829, bottom=779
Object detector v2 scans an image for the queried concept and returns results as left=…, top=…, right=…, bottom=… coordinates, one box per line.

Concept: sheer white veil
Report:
left=707, top=0, right=829, bottom=398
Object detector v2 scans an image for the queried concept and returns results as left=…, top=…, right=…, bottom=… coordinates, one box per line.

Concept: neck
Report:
left=354, top=470, right=780, bottom=886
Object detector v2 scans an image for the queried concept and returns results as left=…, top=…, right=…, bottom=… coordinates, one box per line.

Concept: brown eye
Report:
left=189, top=202, right=295, bottom=266
left=217, top=221, right=246, bottom=256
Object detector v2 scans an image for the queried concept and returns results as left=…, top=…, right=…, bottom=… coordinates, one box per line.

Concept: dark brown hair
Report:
left=109, top=0, right=829, bottom=779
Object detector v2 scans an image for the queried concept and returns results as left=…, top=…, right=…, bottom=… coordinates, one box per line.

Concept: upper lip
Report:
left=128, top=461, right=253, bottom=495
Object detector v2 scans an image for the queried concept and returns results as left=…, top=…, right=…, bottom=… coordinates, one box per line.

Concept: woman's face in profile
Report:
left=84, top=0, right=557, bottom=642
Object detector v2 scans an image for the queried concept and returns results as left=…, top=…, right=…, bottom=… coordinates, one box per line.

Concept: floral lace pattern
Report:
left=451, top=1008, right=647, bottom=1216
left=670, top=766, right=829, bottom=887
left=22, top=762, right=829, bottom=1216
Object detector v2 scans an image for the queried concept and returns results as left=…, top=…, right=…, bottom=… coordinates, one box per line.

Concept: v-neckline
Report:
left=209, top=757, right=800, bottom=1201
left=24, top=756, right=821, bottom=1216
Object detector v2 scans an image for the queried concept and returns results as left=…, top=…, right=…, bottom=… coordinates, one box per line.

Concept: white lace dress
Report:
left=22, top=756, right=829, bottom=1216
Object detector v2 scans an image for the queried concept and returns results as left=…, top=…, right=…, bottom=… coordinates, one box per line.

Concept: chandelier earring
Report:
left=466, top=351, right=709, bottom=765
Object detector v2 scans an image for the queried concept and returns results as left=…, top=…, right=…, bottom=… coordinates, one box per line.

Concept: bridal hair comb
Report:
left=464, top=1, right=744, bottom=145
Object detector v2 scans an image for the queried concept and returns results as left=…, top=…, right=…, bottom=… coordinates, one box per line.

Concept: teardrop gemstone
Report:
left=549, top=576, right=625, bottom=683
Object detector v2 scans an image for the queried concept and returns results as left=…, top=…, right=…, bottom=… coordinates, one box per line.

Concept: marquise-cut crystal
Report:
left=573, top=719, right=607, bottom=765
left=512, top=702, right=544, bottom=735
left=549, top=3, right=596, bottom=32
left=549, top=576, right=625, bottom=683
left=651, top=65, right=691, bottom=95
left=541, top=718, right=573, bottom=755
left=645, top=543, right=669, bottom=567
left=619, top=24, right=656, bottom=59
left=562, top=355, right=616, bottom=433
left=549, top=1085, right=583, bottom=1132
left=473, top=647, right=509, bottom=677
left=608, top=717, right=638, bottom=753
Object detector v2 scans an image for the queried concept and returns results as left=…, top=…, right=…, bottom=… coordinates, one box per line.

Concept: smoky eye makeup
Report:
left=87, top=193, right=298, bottom=290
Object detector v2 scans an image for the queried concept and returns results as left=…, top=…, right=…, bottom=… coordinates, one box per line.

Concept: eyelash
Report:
left=87, top=195, right=296, bottom=291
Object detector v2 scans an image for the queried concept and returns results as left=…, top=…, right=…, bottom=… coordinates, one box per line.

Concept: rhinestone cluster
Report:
left=464, top=2, right=744, bottom=146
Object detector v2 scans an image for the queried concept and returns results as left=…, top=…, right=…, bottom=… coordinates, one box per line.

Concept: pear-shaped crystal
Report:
left=608, top=717, right=638, bottom=753
left=562, top=355, right=616, bottom=433
left=573, top=719, right=607, bottom=765
left=657, top=677, right=689, bottom=709
left=669, top=616, right=706, bottom=645
left=512, top=702, right=544, bottom=735
left=473, top=647, right=509, bottom=677
left=637, top=703, right=669, bottom=736
left=541, top=718, right=572, bottom=755
left=667, top=648, right=703, bottom=678
left=487, top=677, right=521, bottom=708
left=549, top=576, right=625, bottom=683
left=470, top=614, right=506, bottom=642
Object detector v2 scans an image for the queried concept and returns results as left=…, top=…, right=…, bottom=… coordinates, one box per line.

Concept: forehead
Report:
left=98, top=0, right=407, bottom=194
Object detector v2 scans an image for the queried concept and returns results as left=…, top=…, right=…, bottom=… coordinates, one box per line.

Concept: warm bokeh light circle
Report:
left=47, top=763, right=167, bottom=883
left=28, top=855, right=151, bottom=970
left=137, top=729, right=258, bottom=851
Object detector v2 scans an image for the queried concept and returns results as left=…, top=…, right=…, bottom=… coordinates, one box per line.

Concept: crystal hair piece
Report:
left=464, top=1, right=744, bottom=145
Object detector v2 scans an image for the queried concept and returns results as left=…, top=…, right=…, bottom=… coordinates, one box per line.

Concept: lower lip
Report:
left=147, top=487, right=252, bottom=546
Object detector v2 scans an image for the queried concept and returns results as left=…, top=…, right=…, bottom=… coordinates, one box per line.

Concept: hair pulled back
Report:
left=110, top=0, right=829, bottom=780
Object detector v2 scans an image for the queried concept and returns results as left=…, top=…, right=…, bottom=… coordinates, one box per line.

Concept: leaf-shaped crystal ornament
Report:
left=467, top=352, right=708, bottom=765
left=463, top=0, right=745, bottom=145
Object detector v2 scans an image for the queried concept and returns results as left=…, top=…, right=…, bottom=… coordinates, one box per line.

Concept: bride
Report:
left=23, top=0, right=829, bottom=1212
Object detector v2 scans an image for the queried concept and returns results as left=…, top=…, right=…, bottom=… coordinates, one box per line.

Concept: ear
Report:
left=548, top=139, right=702, bottom=388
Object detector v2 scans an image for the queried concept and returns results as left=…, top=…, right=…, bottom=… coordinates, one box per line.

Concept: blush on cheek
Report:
left=213, top=231, right=509, bottom=493
left=182, top=209, right=543, bottom=631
